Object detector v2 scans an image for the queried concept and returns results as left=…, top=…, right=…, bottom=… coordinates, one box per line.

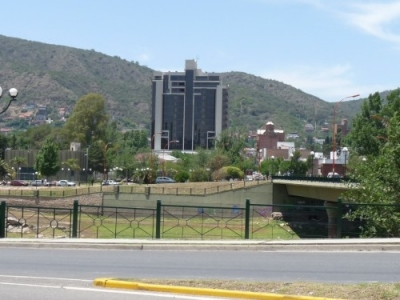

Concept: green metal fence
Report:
left=1, top=199, right=398, bottom=239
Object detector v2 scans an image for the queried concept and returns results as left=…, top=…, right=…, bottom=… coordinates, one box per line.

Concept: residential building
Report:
left=151, top=59, right=229, bottom=152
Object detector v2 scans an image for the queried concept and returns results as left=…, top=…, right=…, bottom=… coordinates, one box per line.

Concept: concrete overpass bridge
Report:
left=271, top=176, right=353, bottom=238
left=272, top=177, right=350, bottom=203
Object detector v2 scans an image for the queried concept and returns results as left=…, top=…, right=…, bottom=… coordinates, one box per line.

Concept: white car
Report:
left=57, top=180, right=76, bottom=186
left=245, top=175, right=254, bottom=181
left=327, top=172, right=340, bottom=178
left=102, top=180, right=119, bottom=185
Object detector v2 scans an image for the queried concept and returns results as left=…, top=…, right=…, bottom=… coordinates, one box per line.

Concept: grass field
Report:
left=5, top=206, right=299, bottom=240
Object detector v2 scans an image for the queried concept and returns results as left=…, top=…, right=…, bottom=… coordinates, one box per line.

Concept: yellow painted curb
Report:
left=93, top=278, right=344, bottom=300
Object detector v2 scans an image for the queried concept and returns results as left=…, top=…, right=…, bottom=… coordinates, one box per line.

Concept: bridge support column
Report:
left=324, top=201, right=338, bottom=238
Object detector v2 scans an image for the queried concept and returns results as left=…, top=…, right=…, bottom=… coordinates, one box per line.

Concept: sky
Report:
left=1, top=0, right=400, bottom=102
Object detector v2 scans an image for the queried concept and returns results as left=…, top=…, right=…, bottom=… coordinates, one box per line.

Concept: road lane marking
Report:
left=0, top=281, right=220, bottom=299
left=0, top=274, right=92, bottom=282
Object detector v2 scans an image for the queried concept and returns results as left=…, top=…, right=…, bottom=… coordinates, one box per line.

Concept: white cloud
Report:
left=138, top=53, right=150, bottom=62
left=340, top=2, right=400, bottom=44
left=260, top=64, right=385, bottom=101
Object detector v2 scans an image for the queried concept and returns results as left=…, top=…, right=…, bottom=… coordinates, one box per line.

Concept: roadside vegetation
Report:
left=121, top=279, right=400, bottom=300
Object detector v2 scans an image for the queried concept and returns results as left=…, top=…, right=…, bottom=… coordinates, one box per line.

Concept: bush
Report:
left=212, top=166, right=243, bottom=181
left=175, top=171, right=189, bottom=183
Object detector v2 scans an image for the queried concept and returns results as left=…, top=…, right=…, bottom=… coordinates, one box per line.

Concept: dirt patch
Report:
left=1, top=194, right=102, bottom=208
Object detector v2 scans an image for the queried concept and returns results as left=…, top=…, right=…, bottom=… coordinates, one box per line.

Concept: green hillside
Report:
left=0, top=34, right=366, bottom=137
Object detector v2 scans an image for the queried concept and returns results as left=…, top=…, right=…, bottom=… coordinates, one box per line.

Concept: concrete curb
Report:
left=0, top=238, right=400, bottom=252
left=93, top=278, right=343, bottom=300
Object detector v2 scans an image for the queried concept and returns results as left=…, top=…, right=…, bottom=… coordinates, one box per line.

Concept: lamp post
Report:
left=270, top=156, right=274, bottom=180
left=258, top=149, right=262, bottom=173
left=103, top=142, right=112, bottom=181
left=68, top=168, right=71, bottom=181
left=85, top=146, right=89, bottom=183
left=342, top=147, right=349, bottom=177
left=34, top=172, right=38, bottom=190
left=149, top=132, right=162, bottom=184
left=18, top=167, right=21, bottom=180
left=162, top=140, right=178, bottom=176
left=0, top=86, right=18, bottom=115
left=332, top=94, right=359, bottom=173
left=289, top=153, right=294, bottom=176
left=310, top=151, right=315, bottom=177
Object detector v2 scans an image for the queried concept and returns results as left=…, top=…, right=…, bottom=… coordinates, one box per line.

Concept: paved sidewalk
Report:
left=0, top=238, right=400, bottom=251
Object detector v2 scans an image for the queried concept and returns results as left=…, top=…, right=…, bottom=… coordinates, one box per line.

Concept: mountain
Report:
left=0, top=34, right=365, bottom=137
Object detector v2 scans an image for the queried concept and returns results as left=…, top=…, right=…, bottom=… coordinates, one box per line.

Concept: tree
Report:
left=62, top=158, right=80, bottom=181
left=88, top=142, right=105, bottom=174
left=63, top=93, right=109, bottom=147
left=34, top=138, right=60, bottom=179
left=345, top=92, right=387, bottom=157
left=289, top=151, right=308, bottom=176
left=343, top=89, right=400, bottom=237
left=10, top=156, right=26, bottom=179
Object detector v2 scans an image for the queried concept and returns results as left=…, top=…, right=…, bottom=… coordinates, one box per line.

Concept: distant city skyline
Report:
left=2, top=0, right=400, bottom=102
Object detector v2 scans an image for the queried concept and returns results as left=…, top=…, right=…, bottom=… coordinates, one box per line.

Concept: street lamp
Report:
left=18, top=167, right=21, bottom=180
left=332, top=94, right=359, bottom=173
left=310, top=151, right=315, bottom=177
left=103, top=142, right=112, bottom=181
left=162, top=139, right=178, bottom=176
left=0, top=86, right=18, bottom=115
left=270, top=156, right=274, bottom=180
left=206, top=168, right=210, bottom=182
left=342, top=147, right=349, bottom=177
left=149, top=132, right=162, bottom=184
left=34, top=172, right=38, bottom=190
left=289, top=153, right=294, bottom=176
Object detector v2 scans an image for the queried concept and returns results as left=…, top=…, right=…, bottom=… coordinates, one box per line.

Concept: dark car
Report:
left=155, top=176, right=176, bottom=184
left=10, top=180, right=28, bottom=186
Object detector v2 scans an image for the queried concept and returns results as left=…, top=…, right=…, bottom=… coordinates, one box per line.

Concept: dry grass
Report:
left=121, top=279, right=400, bottom=300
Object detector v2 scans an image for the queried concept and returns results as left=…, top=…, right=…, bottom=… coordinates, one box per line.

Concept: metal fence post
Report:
left=0, top=201, right=6, bottom=238
left=155, top=200, right=161, bottom=239
left=337, top=197, right=342, bottom=238
left=72, top=200, right=79, bottom=238
left=245, top=199, right=250, bottom=239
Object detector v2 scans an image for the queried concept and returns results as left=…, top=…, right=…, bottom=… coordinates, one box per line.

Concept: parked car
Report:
left=252, top=172, right=265, bottom=180
left=44, top=180, right=58, bottom=186
left=56, top=180, right=76, bottom=186
left=155, top=176, right=176, bottom=184
left=10, top=180, right=29, bottom=186
left=245, top=175, right=254, bottom=181
left=31, top=179, right=44, bottom=186
left=102, top=180, right=119, bottom=186
left=327, top=172, right=340, bottom=178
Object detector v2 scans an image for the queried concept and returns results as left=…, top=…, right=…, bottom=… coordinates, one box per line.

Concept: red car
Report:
left=10, top=180, right=29, bottom=186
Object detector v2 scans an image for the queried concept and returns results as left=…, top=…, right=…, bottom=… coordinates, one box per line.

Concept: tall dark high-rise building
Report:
left=151, top=59, right=228, bottom=152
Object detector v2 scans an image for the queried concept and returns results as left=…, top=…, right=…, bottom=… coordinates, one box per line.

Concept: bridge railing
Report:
left=272, top=175, right=353, bottom=183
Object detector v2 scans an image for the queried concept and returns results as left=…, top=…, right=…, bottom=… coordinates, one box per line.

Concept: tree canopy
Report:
left=63, top=93, right=109, bottom=147
left=34, top=138, right=60, bottom=178
left=343, top=88, right=400, bottom=237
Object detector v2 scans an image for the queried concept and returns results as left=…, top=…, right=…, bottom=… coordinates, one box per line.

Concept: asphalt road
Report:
left=1, top=248, right=400, bottom=283
left=0, top=276, right=220, bottom=300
